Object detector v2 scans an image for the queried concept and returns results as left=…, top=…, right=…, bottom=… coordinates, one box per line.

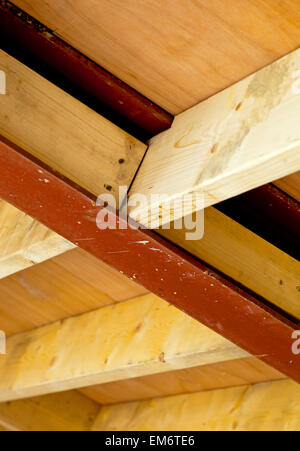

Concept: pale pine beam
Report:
left=0, top=200, right=74, bottom=279
left=0, top=392, right=100, bottom=431
left=0, top=49, right=146, bottom=206
left=161, top=207, right=300, bottom=319
left=0, top=293, right=250, bottom=402
left=81, top=356, right=284, bottom=405
left=93, top=379, right=300, bottom=431
left=129, top=49, right=300, bottom=228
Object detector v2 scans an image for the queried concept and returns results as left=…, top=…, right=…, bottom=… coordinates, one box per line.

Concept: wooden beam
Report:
left=0, top=200, right=74, bottom=279
left=1, top=135, right=300, bottom=383
left=129, top=50, right=300, bottom=227
left=92, top=379, right=300, bottom=431
left=0, top=293, right=250, bottom=402
left=161, top=207, right=300, bottom=319
left=0, top=391, right=100, bottom=431
left=0, top=49, right=146, bottom=206
left=216, top=183, right=300, bottom=260
left=81, top=357, right=284, bottom=405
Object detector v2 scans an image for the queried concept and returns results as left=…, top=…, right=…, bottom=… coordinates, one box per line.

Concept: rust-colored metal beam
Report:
left=0, top=134, right=300, bottom=383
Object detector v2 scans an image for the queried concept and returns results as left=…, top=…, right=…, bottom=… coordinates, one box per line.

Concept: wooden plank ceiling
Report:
left=0, top=0, right=299, bottom=430
left=12, top=0, right=300, bottom=114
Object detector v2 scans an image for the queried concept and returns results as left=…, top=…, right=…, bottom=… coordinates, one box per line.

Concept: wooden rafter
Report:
left=129, top=50, right=300, bottom=227
left=0, top=293, right=239, bottom=400
left=0, top=50, right=146, bottom=205
left=0, top=293, right=282, bottom=402
left=0, top=200, right=74, bottom=279
left=81, top=357, right=283, bottom=406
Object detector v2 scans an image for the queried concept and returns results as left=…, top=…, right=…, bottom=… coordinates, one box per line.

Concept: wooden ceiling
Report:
left=13, top=0, right=300, bottom=114
left=0, top=0, right=299, bottom=431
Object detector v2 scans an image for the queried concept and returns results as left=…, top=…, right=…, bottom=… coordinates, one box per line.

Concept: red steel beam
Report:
left=1, top=134, right=300, bottom=382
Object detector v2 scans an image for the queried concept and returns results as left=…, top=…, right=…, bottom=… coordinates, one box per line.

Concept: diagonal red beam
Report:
left=0, top=134, right=300, bottom=382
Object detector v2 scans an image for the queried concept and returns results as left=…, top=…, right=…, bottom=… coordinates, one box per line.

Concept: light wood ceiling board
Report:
left=53, top=248, right=148, bottom=302
left=0, top=257, right=116, bottom=336
left=12, top=0, right=300, bottom=114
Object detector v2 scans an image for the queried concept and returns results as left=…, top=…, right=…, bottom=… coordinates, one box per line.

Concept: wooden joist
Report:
left=0, top=50, right=146, bottom=205
left=0, top=392, right=100, bottom=432
left=129, top=50, right=300, bottom=227
left=93, top=379, right=300, bottom=431
left=82, top=357, right=283, bottom=405
left=161, top=207, right=300, bottom=319
left=0, top=293, right=251, bottom=402
left=0, top=200, right=74, bottom=279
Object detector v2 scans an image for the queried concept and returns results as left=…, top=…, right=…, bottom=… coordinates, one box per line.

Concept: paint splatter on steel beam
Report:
left=0, top=134, right=299, bottom=383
